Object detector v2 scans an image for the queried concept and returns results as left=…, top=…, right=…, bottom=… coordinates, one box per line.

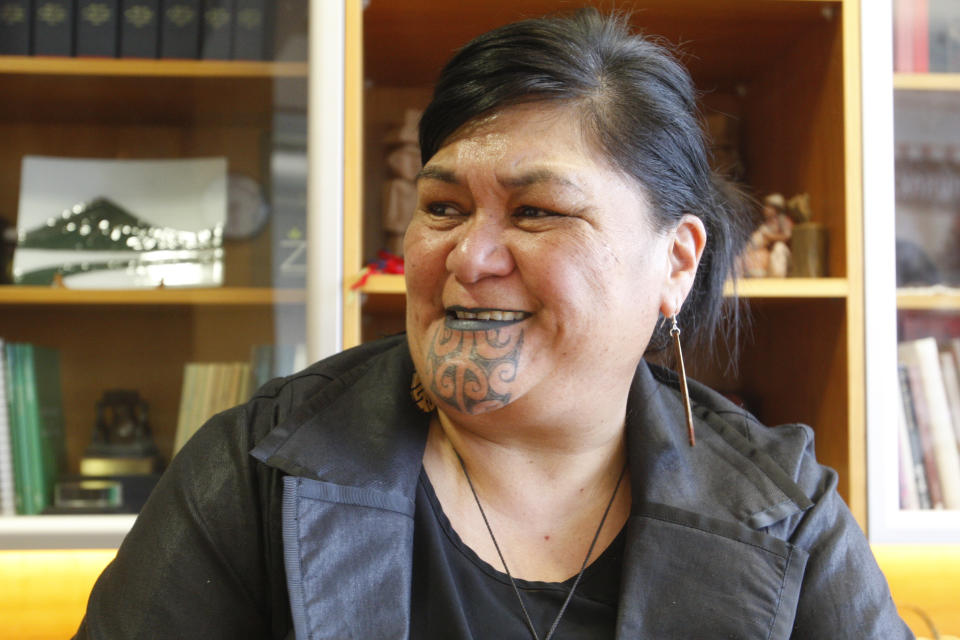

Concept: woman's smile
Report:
left=445, top=306, right=532, bottom=330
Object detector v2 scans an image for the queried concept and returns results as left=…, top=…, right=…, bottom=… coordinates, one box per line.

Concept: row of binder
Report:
left=0, top=0, right=271, bottom=60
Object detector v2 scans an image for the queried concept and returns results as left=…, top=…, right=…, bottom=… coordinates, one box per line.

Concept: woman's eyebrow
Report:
left=498, top=168, right=585, bottom=193
left=416, top=165, right=587, bottom=196
left=416, top=166, right=459, bottom=184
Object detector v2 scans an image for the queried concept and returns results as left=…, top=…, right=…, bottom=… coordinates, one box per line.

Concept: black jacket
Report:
left=76, top=335, right=912, bottom=639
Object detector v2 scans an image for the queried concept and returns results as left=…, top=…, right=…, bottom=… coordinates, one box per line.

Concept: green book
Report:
left=19, top=344, right=66, bottom=515
left=0, top=339, right=15, bottom=516
left=5, top=343, right=33, bottom=515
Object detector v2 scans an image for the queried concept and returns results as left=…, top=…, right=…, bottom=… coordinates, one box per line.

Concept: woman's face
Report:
left=404, top=103, right=679, bottom=417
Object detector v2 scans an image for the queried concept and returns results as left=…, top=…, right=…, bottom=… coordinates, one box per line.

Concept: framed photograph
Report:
left=14, top=156, right=227, bottom=289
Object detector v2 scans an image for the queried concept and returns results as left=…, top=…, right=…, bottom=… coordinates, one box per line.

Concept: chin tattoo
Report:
left=427, top=326, right=523, bottom=414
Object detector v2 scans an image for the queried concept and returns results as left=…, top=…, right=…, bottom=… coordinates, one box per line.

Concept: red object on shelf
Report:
left=351, top=250, right=405, bottom=290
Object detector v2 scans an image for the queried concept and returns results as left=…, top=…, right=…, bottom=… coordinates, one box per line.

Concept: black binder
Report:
left=76, top=0, right=118, bottom=57
left=33, top=0, right=74, bottom=56
left=232, top=0, right=269, bottom=60
left=159, top=0, right=199, bottom=58
left=119, top=0, right=158, bottom=57
left=199, top=0, right=231, bottom=59
left=0, top=0, right=32, bottom=54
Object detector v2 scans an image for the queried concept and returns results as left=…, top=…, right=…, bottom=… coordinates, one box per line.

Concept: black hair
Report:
left=419, top=8, right=753, bottom=362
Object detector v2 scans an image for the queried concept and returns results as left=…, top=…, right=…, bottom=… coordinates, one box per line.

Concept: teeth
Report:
left=453, top=309, right=526, bottom=321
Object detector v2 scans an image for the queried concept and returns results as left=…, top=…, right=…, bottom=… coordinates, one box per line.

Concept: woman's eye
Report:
left=426, top=203, right=461, bottom=217
left=515, top=206, right=559, bottom=219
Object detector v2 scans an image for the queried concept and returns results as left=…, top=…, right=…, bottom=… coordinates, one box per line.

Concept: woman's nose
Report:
left=446, top=215, right=515, bottom=283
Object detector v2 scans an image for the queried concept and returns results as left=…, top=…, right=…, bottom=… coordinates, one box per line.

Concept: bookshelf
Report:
left=345, top=0, right=870, bottom=527
left=0, top=3, right=317, bottom=544
left=355, top=274, right=853, bottom=299
left=864, top=0, right=960, bottom=552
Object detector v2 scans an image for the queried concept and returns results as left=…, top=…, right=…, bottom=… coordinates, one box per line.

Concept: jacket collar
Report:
left=625, top=361, right=813, bottom=529
left=250, top=339, right=430, bottom=498
left=253, top=339, right=810, bottom=531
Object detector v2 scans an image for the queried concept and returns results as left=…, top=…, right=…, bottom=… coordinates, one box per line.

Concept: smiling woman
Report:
left=72, top=8, right=912, bottom=640
left=405, top=104, right=684, bottom=429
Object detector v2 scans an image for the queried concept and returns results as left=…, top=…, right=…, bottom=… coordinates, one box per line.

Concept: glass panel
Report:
left=893, top=83, right=960, bottom=515
left=0, top=0, right=309, bottom=523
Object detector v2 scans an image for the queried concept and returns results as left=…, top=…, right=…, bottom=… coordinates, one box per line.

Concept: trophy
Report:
left=82, top=389, right=160, bottom=473
left=53, top=389, right=163, bottom=513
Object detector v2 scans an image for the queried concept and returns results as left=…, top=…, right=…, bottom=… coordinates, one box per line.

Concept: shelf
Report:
left=897, top=286, right=960, bottom=310
left=363, top=0, right=839, bottom=88
left=353, top=274, right=850, bottom=299
left=894, top=72, right=960, bottom=91
left=729, top=277, right=849, bottom=298
left=0, top=59, right=306, bottom=125
left=0, top=514, right=135, bottom=549
left=0, top=286, right=306, bottom=306
left=352, top=273, right=405, bottom=295
left=0, top=56, right=308, bottom=78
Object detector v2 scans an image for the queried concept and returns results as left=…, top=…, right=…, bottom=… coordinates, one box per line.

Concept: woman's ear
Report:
left=660, top=214, right=707, bottom=317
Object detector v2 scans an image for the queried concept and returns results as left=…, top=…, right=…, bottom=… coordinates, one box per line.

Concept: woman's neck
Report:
left=422, top=410, right=631, bottom=581
left=433, top=402, right=628, bottom=481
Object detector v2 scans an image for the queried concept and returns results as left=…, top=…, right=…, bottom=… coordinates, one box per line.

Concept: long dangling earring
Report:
left=670, top=315, right=696, bottom=446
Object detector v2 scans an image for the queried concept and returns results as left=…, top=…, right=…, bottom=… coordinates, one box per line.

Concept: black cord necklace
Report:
left=455, top=452, right=628, bottom=640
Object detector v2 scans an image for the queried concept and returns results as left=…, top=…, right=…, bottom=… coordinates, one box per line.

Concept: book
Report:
left=173, top=361, right=250, bottom=457
left=200, top=0, right=231, bottom=59
left=173, top=362, right=199, bottom=455
left=929, top=0, right=951, bottom=71
left=270, top=118, right=308, bottom=288
left=939, top=350, right=960, bottom=449
left=5, top=343, right=33, bottom=514
left=899, top=363, right=933, bottom=509
left=950, top=337, right=960, bottom=433
left=0, top=0, right=32, bottom=54
left=19, top=344, right=66, bottom=514
left=232, top=0, right=268, bottom=60
left=160, top=0, right=199, bottom=58
left=899, top=338, right=960, bottom=509
left=119, top=0, right=158, bottom=57
left=33, top=0, right=73, bottom=56
left=894, top=0, right=915, bottom=72
left=902, top=360, right=943, bottom=508
left=897, top=380, right=920, bottom=510
left=192, top=362, right=215, bottom=442
left=943, top=1, right=960, bottom=72
left=76, top=0, right=119, bottom=57
left=914, top=0, right=930, bottom=72
left=0, top=339, right=16, bottom=516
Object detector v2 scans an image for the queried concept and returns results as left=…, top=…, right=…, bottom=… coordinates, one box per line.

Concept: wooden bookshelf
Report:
left=897, top=287, right=960, bottom=310
left=0, top=32, right=310, bottom=525
left=0, top=56, right=308, bottom=78
left=348, top=0, right=867, bottom=524
left=353, top=273, right=850, bottom=299
left=0, top=286, right=306, bottom=306
left=894, top=72, right=960, bottom=91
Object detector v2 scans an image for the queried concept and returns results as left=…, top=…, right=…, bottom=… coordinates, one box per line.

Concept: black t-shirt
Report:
left=410, top=469, right=624, bottom=639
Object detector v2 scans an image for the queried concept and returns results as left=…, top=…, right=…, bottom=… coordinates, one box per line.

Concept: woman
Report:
left=75, top=9, right=911, bottom=639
